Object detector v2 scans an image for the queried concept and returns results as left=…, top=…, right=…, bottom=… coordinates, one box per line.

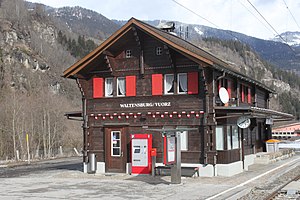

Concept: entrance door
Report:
left=105, top=127, right=127, bottom=173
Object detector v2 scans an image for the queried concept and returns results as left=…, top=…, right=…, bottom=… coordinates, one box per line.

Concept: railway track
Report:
left=265, top=174, right=300, bottom=200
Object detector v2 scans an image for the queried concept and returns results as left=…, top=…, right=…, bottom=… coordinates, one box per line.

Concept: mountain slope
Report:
left=0, top=0, right=83, bottom=159
left=48, top=6, right=120, bottom=40
left=272, top=31, right=300, bottom=47
left=154, top=20, right=300, bottom=72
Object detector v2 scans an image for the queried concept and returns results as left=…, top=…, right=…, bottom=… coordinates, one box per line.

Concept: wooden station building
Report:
left=63, top=18, right=294, bottom=176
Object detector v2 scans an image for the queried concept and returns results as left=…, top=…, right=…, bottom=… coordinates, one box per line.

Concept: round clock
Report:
left=237, top=116, right=251, bottom=129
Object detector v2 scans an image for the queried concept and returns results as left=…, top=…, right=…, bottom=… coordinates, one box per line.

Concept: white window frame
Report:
left=164, top=74, right=174, bottom=95
left=156, top=47, right=162, bottom=55
left=216, top=126, right=224, bottom=150
left=177, top=73, right=188, bottom=94
left=105, top=78, right=114, bottom=97
left=232, top=125, right=239, bottom=149
left=117, top=77, right=126, bottom=97
left=227, top=126, right=232, bottom=150
left=125, top=50, right=132, bottom=58
left=177, top=127, right=188, bottom=151
left=111, top=131, right=121, bottom=157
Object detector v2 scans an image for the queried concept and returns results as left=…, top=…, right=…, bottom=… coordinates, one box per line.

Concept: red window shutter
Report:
left=241, top=85, right=245, bottom=102
left=152, top=74, right=163, bottom=95
left=248, top=87, right=251, bottom=104
left=188, top=72, right=198, bottom=94
left=126, top=76, right=136, bottom=96
left=227, top=80, right=231, bottom=98
left=93, top=78, right=103, bottom=98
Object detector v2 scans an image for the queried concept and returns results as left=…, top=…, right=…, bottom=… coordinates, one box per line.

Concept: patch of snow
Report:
left=194, top=27, right=203, bottom=35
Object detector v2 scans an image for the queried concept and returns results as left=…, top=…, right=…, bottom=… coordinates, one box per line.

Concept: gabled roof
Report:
left=63, top=17, right=274, bottom=92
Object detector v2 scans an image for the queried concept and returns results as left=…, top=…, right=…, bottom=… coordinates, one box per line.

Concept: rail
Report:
left=265, top=174, right=300, bottom=200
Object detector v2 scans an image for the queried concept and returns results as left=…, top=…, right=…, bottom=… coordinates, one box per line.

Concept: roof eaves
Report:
left=63, top=18, right=137, bottom=78
left=213, top=64, right=275, bottom=93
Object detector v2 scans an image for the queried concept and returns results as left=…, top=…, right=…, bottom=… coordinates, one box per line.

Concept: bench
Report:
left=155, top=166, right=199, bottom=177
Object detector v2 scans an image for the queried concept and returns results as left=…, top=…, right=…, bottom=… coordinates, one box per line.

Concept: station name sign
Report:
left=120, top=102, right=171, bottom=108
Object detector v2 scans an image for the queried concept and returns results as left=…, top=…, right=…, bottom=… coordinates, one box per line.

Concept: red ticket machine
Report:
left=131, top=134, right=152, bottom=174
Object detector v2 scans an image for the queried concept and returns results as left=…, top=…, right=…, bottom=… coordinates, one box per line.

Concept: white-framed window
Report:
left=227, top=125, right=240, bottom=150
left=227, top=126, right=232, bottom=150
left=125, top=50, right=132, bottom=58
left=164, top=74, right=174, bottom=94
left=156, top=47, right=162, bottom=55
left=216, top=126, right=224, bottom=150
left=177, top=127, right=188, bottom=151
left=232, top=125, right=239, bottom=149
left=117, top=77, right=126, bottom=96
left=177, top=73, right=187, bottom=94
left=105, top=78, right=114, bottom=97
left=111, top=131, right=121, bottom=157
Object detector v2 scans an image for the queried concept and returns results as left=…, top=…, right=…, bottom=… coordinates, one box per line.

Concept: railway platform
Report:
left=0, top=154, right=299, bottom=199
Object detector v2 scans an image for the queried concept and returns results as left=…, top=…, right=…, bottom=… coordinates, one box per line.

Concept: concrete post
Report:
left=171, top=132, right=181, bottom=184
left=152, top=156, right=156, bottom=177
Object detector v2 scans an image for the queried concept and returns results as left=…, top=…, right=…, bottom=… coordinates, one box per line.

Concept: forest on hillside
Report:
left=0, top=0, right=84, bottom=160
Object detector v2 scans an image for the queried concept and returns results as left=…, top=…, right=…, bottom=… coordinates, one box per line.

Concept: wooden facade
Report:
left=63, top=18, right=294, bottom=173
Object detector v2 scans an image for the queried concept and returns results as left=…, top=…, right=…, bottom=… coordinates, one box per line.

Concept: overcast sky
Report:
left=27, top=0, right=300, bottom=40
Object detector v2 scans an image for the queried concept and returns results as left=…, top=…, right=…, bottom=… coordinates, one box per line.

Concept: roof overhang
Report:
left=65, top=111, right=83, bottom=121
left=215, top=106, right=294, bottom=122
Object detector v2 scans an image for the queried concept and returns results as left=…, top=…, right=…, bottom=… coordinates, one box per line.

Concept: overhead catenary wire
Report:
left=246, top=0, right=295, bottom=53
left=246, top=0, right=286, bottom=43
left=282, top=0, right=300, bottom=30
left=171, top=0, right=220, bottom=29
left=171, top=0, right=241, bottom=42
left=171, top=0, right=295, bottom=53
left=238, top=0, right=275, bottom=36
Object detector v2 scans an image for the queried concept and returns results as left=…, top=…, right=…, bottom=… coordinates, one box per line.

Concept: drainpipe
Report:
left=216, top=71, right=226, bottom=81
left=76, top=78, right=88, bottom=163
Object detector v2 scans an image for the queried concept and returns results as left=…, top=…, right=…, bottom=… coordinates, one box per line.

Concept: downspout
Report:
left=216, top=71, right=226, bottom=81
left=76, top=78, right=88, bottom=163
left=213, top=70, right=226, bottom=175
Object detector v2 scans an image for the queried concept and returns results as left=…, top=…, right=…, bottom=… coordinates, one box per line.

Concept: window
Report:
left=105, top=78, right=114, bottom=97
left=177, top=73, right=187, bottom=94
left=152, top=72, right=198, bottom=95
left=164, top=126, right=188, bottom=151
left=232, top=126, right=239, bottom=149
left=216, top=126, right=224, bottom=150
left=247, top=87, right=252, bottom=104
left=178, top=130, right=188, bottom=151
left=226, top=125, right=239, bottom=150
left=111, top=131, right=121, bottom=156
left=156, top=47, right=162, bottom=55
left=177, top=126, right=188, bottom=151
left=227, top=126, right=232, bottom=150
left=217, top=78, right=232, bottom=98
left=125, top=50, right=132, bottom=58
left=164, top=74, right=174, bottom=94
left=240, top=84, right=251, bottom=103
left=117, top=77, right=126, bottom=96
